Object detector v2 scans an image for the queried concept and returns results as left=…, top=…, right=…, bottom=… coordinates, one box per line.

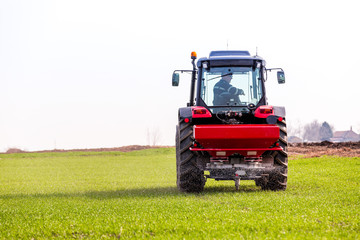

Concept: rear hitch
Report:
left=235, top=176, right=240, bottom=190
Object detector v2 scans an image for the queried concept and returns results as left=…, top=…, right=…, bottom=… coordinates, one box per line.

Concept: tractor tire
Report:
left=267, top=118, right=288, bottom=191
left=176, top=120, right=205, bottom=193
left=255, top=178, right=267, bottom=188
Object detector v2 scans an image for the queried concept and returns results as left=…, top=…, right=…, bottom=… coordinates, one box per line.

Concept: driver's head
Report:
left=222, top=72, right=233, bottom=83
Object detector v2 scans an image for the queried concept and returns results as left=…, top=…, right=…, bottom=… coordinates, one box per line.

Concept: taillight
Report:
left=193, top=109, right=207, bottom=115
left=260, top=108, right=273, bottom=114
left=192, top=106, right=212, bottom=118
left=254, top=105, right=274, bottom=118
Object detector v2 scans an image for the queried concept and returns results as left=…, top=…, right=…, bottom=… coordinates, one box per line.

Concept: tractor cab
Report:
left=197, top=51, right=266, bottom=111
left=173, top=50, right=285, bottom=114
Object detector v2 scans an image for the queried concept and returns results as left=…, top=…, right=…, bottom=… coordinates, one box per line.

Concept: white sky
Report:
left=1, top=0, right=360, bottom=151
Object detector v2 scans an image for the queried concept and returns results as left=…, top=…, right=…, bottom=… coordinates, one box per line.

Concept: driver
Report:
left=213, top=71, right=245, bottom=105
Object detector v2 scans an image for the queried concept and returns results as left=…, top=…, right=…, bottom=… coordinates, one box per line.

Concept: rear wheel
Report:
left=255, top=177, right=268, bottom=188
left=176, top=120, right=205, bottom=193
left=268, top=118, right=288, bottom=190
left=259, top=118, right=288, bottom=191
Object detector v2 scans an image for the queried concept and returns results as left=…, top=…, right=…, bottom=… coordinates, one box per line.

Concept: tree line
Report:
left=288, top=120, right=334, bottom=142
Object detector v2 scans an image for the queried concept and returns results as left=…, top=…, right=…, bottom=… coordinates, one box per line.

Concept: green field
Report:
left=0, top=148, right=359, bottom=239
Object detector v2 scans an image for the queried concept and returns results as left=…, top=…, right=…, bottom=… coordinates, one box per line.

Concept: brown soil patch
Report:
left=4, top=145, right=169, bottom=154
left=289, top=141, right=360, bottom=158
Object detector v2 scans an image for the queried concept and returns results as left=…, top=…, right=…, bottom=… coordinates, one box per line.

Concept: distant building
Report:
left=330, top=127, right=360, bottom=142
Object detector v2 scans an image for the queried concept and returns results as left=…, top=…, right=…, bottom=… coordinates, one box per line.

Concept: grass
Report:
left=0, top=148, right=359, bottom=239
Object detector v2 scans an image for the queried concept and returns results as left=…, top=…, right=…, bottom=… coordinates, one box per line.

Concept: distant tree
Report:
left=319, top=121, right=333, bottom=141
left=288, top=119, right=303, bottom=139
left=146, top=127, right=162, bottom=146
left=302, top=120, right=321, bottom=142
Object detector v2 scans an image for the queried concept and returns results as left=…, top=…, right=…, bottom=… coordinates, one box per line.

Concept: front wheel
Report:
left=176, top=120, right=205, bottom=193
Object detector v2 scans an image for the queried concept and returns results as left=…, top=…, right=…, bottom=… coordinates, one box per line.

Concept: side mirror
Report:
left=172, top=73, right=179, bottom=86
left=277, top=71, right=285, bottom=84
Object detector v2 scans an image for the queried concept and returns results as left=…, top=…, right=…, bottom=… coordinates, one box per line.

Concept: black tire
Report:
left=176, top=120, right=205, bottom=193
left=255, top=178, right=267, bottom=188
left=267, top=118, right=288, bottom=191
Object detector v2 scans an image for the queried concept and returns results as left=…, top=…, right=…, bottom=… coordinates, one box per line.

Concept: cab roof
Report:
left=197, top=50, right=265, bottom=67
left=210, top=50, right=251, bottom=58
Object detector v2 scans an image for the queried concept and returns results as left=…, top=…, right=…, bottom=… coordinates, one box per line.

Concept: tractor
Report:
left=172, top=50, right=287, bottom=192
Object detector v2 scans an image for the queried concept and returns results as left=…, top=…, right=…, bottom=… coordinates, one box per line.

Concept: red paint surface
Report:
left=193, top=124, right=280, bottom=157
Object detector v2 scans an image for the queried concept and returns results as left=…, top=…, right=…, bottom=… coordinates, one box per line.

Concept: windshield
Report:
left=200, top=66, right=263, bottom=108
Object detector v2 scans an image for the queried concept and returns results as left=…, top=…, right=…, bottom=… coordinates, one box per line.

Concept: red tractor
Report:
left=172, top=50, right=287, bottom=192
